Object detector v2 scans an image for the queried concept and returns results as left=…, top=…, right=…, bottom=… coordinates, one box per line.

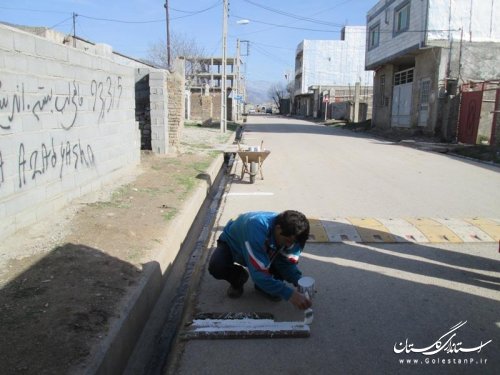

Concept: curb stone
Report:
left=81, top=152, right=226, bottom=375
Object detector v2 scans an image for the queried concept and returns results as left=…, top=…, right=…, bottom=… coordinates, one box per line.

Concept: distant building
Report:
left=293, top=26, right=373, bottom=117
left=184, top=56, right=244, bottom=123
left=366, top=0, right=500, bottom=142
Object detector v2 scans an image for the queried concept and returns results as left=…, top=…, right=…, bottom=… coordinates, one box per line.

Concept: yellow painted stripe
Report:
left=405, top=218, right=463, bottom=243
left=347, top=217, right=396, bottom=243
left=464, top=218, right=500, bottom=241
left=307, top=218, right=329, bottom=242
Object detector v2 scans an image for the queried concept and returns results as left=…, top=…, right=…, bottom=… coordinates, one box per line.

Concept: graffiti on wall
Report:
left=0, top=76, right=123, bottom=130
left=0, top=151, right=4, bottom=188
left=17, top=138, right=95, bottom=188
left=0, top=75, right=124, bottom=191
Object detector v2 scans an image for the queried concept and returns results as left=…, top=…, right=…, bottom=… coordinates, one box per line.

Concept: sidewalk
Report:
left=0, top=124, right=236, bottom=375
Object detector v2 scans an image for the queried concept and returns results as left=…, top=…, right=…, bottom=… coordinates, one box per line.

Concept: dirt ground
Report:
left=0, top=123, right=236, bottom=375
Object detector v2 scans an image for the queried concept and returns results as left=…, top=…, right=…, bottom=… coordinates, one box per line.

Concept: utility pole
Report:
left=164, top=1, right=171, bottom=70
left=72, top=13, right=76, bottom=47
left=235, top=38, right=241, bottom=121
left=220, top=0, right=228, bottom=133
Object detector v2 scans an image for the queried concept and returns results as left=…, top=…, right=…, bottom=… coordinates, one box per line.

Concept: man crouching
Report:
left=208, top=210, right=312, bottom=310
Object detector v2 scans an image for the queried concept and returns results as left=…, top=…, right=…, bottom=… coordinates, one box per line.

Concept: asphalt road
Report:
left=172, top=115, right=500, bottom=375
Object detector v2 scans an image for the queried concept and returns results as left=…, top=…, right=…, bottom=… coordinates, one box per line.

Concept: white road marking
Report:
left=225, top=192, right=274, bottom=196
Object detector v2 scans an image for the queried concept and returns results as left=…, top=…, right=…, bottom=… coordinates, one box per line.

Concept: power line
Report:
left=248, top=40, right=296, bottom=51
left=252, top=44, right=290, bottom=67
left=231, top=15, right=339, bottom=33
left=170, top=1, right=221, bottom=15
left=235, top=0, right=356, bottom=36
left=77, top=14, right=164, bottom=24
left=243, top=0, right=345, bottom=27
left=40, top=16, right=74, bottom=31
left=0, top=3, right=221, bottom=21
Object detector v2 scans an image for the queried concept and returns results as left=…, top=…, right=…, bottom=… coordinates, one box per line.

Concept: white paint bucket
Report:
left=298, top=276, right=315, bottom=299
left=298, top=276, right=315, bottom=325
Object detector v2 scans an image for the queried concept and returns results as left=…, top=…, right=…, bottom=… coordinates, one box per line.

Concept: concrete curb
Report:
left=82, top=152, right=226, bottom=375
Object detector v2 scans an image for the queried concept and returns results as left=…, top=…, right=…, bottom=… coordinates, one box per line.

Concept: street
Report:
left=172, top=115, right=500, bottom=375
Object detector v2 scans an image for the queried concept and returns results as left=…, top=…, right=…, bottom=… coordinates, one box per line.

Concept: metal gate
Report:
left=391, top=68, right=414, bottom=127
left=457, top=90, right=483, bottom=144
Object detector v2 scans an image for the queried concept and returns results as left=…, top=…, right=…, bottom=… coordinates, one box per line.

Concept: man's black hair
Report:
left=275, top=210, right=310, bottom=248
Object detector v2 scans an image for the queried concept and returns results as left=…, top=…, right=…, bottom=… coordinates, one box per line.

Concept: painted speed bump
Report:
left=321, top=218, right=362, bottom=242
left=305, top=217, right=498, bottom=244
left=434, top=218, right=494, bottom=242
left=346, top=217, right=396, bottom=243
left=377, top=218, right=429, bottom=243
left=404, top=218, right=463, bottom=243
left=307, top=218, right=329, bottom=242
left=464, top=218, right=500, bottom=241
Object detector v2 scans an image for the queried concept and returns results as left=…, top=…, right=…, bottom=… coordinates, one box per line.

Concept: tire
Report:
left=250, top=162, right=257, bottom=183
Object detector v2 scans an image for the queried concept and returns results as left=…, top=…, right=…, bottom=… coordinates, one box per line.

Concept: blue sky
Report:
left=0, top=0, right=376, bottom=84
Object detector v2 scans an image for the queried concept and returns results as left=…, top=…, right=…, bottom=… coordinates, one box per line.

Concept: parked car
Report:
left=265, top=107, right=272, bottom=114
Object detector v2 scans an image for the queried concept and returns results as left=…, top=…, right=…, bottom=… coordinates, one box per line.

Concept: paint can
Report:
left=298, top=276, right=315, bottom=299
left=298, top=276, right=315, bottom=325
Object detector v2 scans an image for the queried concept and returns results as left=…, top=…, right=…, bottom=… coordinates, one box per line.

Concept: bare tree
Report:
left=268, top=82, right=288, bottom=111
left=147, top=32, right=207, bottom=85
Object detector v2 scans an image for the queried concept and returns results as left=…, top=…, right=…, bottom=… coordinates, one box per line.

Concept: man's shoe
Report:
left=236, top=267, right=249, bottom=285
left=227, top=285, right=244, bottom=299
left=254, top=284, right=282, bottom=302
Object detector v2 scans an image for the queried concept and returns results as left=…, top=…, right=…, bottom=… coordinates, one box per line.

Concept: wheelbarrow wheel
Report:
left=249, top=162, right=257, bottom=183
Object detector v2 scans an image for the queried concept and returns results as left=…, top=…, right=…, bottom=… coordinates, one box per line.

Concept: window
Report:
left=369, top=23, right=380, bottom=50
left=394, top=1, right=410, bottom=35
left=394, top=68, right=414, bottom=85
left=379, top=74, right=386, bottom=106
left=420, top=79, right=431, bottom=103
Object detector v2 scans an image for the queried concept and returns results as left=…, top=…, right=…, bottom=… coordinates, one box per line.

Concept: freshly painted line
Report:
left=224, top=192, right=274, bottom=196
left=377, top=218, right=429, bottom=243
left=347, top=217, right=396, bottom=243
left=434, top=218, right=494, bottom=242
left=320, top=218, right=363, bottom=243
left=465, top=218, right=500, bottom=241
left=405, top=218, right=463, bottom=243
left=308, top=218, right=330, bottom=242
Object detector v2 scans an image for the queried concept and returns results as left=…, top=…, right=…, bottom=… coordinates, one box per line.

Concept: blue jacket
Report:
left=219, top=211, right=303, bottom=300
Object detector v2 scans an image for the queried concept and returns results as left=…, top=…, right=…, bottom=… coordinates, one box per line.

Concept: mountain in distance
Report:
left=245, top=80, right=273, bottom=105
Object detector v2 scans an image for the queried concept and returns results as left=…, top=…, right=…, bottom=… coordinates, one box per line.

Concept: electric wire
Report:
left=48, top=16, right=74, bottom=30
left=252, top=44, right=290, bottom=67
left=242, top=0, right=345, bottom=27
left=170, top=1, right=221, bottom=14
left=231, top=15, right=338, bottom=33
left=234, top=0, right=355, bottom=36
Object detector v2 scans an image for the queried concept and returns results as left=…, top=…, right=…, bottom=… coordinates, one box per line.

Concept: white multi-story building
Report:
left=366, top=0, right=500, bottom=141
left=294, top=26, right=373, bottom=97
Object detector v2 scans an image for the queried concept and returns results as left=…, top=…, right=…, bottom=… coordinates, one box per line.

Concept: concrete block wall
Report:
left=189, top=93, right=204, bottom=120
left=189, top=93, right=216, bottom=124
left=0, top=24, right=140, bottom=238
left=201, top=96, right=213, bottom=123
left=212, top=92, right=222, bottom=121
left=167, top=64, right=185, bottom=153
left=135, top=69, right=152, bottom=150
left=149, top=70, right=169, bottom=154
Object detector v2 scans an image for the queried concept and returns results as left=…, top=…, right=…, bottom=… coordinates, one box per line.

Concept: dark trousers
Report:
left=208, top=240, right=248, bottom=287
left=208, top=240, right=287, bottom=287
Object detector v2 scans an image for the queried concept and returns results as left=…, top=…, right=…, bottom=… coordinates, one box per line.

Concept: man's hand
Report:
left=289, top=290, right=312, bottom=310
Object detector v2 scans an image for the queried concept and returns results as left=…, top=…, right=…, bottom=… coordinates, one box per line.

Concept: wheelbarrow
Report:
left=237, top=141, right=271, bottom=183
